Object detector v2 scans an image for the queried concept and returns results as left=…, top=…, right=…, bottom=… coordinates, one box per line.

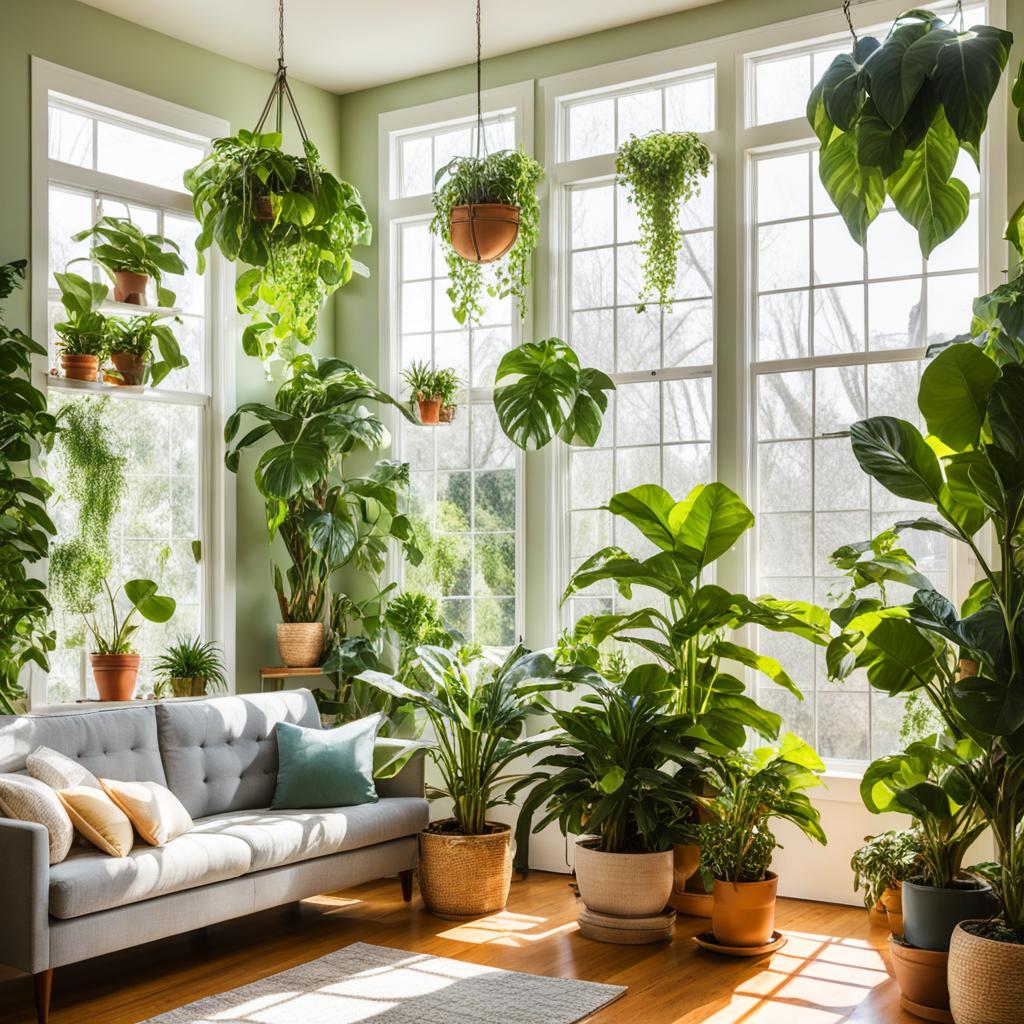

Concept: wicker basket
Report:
left=949, top=922, right=1024, bottom=1024
left=276, top=622, right=324, bottom=668
left=418, top=822, right=512, bottom=919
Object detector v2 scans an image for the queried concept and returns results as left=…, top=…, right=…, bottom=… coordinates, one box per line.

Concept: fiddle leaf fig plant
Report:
left=807, top=9, right=1013, bottom=255
left=493, top=339, right=614, bottom=450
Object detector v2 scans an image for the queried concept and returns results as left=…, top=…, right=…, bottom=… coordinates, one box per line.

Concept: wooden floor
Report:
left=0, top=872, right=915, bottom=1024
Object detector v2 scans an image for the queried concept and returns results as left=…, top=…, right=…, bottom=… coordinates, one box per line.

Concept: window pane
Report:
left=48, top=105, right=93, bottom=167
left=568, top=98, right=615, bottom=160
left=753, top=53, right=811, bottom=126
left=665, top=75, right=715, bottom=133
left=48, top=187, right=92, bottom=287
left=96, top=121, right=203, bottom=193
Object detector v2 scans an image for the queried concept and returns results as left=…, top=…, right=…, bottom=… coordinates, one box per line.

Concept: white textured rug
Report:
left=143, top=941, right=626, bottom=1023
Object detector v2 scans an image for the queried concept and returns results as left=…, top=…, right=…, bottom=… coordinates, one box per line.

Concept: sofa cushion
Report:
left=57, top=786, right=134, bottom=857
left=155, top=691, right=321, bottom=819
left=48, top=832, right=253, bottom=919
left=100, top=778, right=194, bottom=846
left=0, top=774, right=74, bottom=864
left=189, top=796, right=429, bottom=872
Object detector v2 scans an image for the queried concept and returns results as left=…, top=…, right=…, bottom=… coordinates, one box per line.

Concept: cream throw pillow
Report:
left=27, top=746, right=102, bottom=790
left=100, top=778, right=193, bottom=846
left=0, top=774, right=74, bottom=864
left=57, top=786, right=134, bottom=857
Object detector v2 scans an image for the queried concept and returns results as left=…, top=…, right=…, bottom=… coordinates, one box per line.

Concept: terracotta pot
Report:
left=113, top=270, right=149, bottom=305
left=417, top=397, right=441, bottom=425
left=252, top=195, right=275, bottom=221
left=673, top=843, right=701, bottom=894
left=276, top=621, right=324, bottom=668
left=60, top=354, right=99, bottom=381
left=418, top=821, right=511, bottom=919
left=712, top=871, right=778, bottom=947
left=882, top=884, right=905, bottom=938
left=889, top=936, right=951, bottom=1021
left=439, top=404, right=457, bottom=423
left=110, top=351, right=146, bottom=385
left=902, top=876, right=997, bottom=951
left=574, top=840, right=673, bottom=918
left=949, top=921, right=1024, bottom=1024
left=958, top=659, right=979, bottom=680
left=869, top=900, right=891, bottom=929
left=449, top=203, right=520, bottom=264
left=90, top=653, right=140, bottom=701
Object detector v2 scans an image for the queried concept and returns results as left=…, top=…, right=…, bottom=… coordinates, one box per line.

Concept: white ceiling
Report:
left=76, top=0, right=720, bottom=94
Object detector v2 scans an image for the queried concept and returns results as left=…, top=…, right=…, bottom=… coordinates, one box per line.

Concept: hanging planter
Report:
left=449, top=202, right=520, bottom=263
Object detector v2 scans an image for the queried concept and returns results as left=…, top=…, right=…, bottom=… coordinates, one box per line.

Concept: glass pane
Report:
left=401, top=222, right=433, bottom=280
left=665, top=75, right=715, bottom=133
left=927, top=273, right=978, bottom=347
left=571, top=184, right=615, bottom=250
left=758, top=371, right=812, bottom=440
left=572, top=247, right=614, bottom=309
left=400, top=135, right=432, bottom=197
left=813, top=216, right=863, bottom=284
left=48, top=187, right=92, bottom=287
left=663, top=377, right=712, bottom=443
left=814, top=285, right=864, bottom=356
left=868, top=278, right=926, bottom=350
left=568, top=97, right=615, bottom=160
left=96, top=122, right=203, bottom=193
left=758, top=290, right=809, bottom=361
left=48, top=105, right=93, bottom=167
left=756, top=152, right=809, bottom=223
left=664, top=299, right=713, bottom=367
left=758, top=221, right=809, bottom=291
left=617, top=89, right=662, bottom=144
left=754, top=54, right=811, bottom=126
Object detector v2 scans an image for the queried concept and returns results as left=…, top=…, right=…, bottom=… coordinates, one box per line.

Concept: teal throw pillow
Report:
left=271, top=713, right=383, bottom=810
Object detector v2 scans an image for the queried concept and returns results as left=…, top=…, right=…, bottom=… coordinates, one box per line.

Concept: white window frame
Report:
left=378, top=81, right=533, bottom=643
left=29, top=58, right=237, bottom=705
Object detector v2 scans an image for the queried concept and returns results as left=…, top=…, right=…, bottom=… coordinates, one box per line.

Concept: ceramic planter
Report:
left=902, top=877, right=997, bottom=952
left=90, top=653, right=140, bottom=702
left=417, top=397, right=441, bottom=425
left=275, top=622, right=324, bottom=668
left=949, top=921, right=1024, bottom=1024
left=168, top=676, right=208, bottom=698
left=889, top=936, right=951, bottom=1023
left=110, top=352, right=146, bottom=385
left=113, top=270, right=149, bottom=305
left=60, top=354, right=99, bottom=381
left=418, top=821, right=511, bottom=919
left=449, top=203, right=520, bottom=263
left=439, top=404, right=457, bottom=423
left=711, top=871, right=778, bottom=948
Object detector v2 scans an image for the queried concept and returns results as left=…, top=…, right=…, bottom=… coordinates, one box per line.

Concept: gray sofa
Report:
left=0, top=689, right=428, bottom=1024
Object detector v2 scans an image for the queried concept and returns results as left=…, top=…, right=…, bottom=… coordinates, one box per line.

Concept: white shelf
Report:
left=48, top=374, right=145, bottom=395
left=99, top=299, right=182, bottom=317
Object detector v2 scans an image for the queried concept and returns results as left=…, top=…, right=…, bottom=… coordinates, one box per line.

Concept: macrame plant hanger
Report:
left=473, top=0, right=488, bottom=162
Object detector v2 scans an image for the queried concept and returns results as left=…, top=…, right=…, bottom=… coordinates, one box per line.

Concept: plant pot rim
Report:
left=712, top=870, right=778, bottom=886
left=277, top=620, right=324, bottom=627
left=953, top=918, right=1024, bottom=946
left=451, top=202, right=521, bottom=215
left=423, top=819, right=510, bottom=838
left=904, top=875, right=991, bottom=893
left=89, top=651, right=141, bottom=660
left=575, top=837, right=672, bottom=857
left=889, top=933, right=951, bottom=958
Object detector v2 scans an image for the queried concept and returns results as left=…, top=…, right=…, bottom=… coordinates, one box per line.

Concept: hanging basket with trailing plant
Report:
left=615, top=131, right=711, bottom=312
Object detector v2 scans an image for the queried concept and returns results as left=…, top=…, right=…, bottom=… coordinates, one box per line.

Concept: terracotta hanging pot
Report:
left=60, top=354, right=99, bottom=382
left=449, top=203, right=520, bottom=263
left=711, top=871, right=778, bottom=947
left=90, top=653, right=140, bottom=702
left=113, top=270, right=149, bottom=305
left=110, top=352, right=146, bottom=386
left=417, top=397, right=442, bottom=425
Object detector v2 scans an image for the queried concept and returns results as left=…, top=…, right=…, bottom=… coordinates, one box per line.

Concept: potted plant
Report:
left=434, top=367, right=462, bottom=423
left=0, top=260, right=60, bottom=713
left=102, top=312, right=188, bottom=387
left=697, top=735, right=826, bottom=949
left=81, top=577, right=176, bottom=700
left=153, top=636, right=226, bottom=698
left=360, top=643, right=574, bottom=918
left=615, top=131, right=711, bottom=310
left=401, top=361, right=442, bottom=424
left=71, top=216, right=186, bottom=306
left=431, top=148, right=544, bottom=324
left=851, top=830, right=923, bottom=935
left=53, top=271, right=109, bottom=381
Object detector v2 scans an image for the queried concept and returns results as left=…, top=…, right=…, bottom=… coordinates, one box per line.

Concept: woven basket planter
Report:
left=949, top=922, right=1024, bottom=1024
left=276, top=622, right=324, bottom=668
left=418, top=821, right=512, bottom=919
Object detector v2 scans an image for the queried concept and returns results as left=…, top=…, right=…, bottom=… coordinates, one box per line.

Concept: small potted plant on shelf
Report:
left=434, top=367, right=462, bottom=423
left=53, top=271, right=109, bottom=381
left=851, top=830, right=923, bottom=936
left=71, top=215, right=186, bottom=306
left=431, top=148, right=544, bottom=324
left=104, top=313, right=188, bottom=387
left=697, top=734, right=826, bottom=951
left=153, top=636, right=226, bottom=698
left=401, top=361, right=442, bottom=424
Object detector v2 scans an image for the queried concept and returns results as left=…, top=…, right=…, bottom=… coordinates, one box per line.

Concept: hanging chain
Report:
left=278, top=0, right=286, bottom=69
left=954, top=0, right=964, bottom=31
left=475, top=0, right=486, bottom=159
left=842, top=0, right=858, bottom=46
left=253, top=0, right=312, bottom=150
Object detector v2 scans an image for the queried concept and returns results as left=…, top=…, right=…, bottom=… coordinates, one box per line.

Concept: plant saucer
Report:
left=693, top=930, right=787, bottom=957
left=898, top=996, right=952, bottom=1023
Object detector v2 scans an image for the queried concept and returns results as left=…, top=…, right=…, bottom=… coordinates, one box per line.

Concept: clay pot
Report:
left=60, top=354, right=99, bottom=381
left=90, top=653, right=140, bottom=701
left=882, top=884, right=905, bottom=938
left=574, top=840, right=674, bottom=918
left=417, top=397, right=441, bottom=425
left=902, top=877, right=997, bottom=952
left=958, top=659, right=979, bottom=680
left=711, top=871, right=778, bottom=948
left=949, top=921, right=1024, bottom=1024
left=439, top=404, right=457, bottom=423
left=275, top=622, right=324, bottom=668
left=449, top=203, right=520, bottom=263
left=673, top=843, right=701, bottom=893
left=252, top=195, right=275, bottom=221
left=869, top=899, right=891, bottom=929
left=113, top=270, right=149, bottom=305
left=889, top=936, right=951, bottom=1022
left=418, top=821, right=511, bottom=919
left=110, top=351, right=146, bottom=385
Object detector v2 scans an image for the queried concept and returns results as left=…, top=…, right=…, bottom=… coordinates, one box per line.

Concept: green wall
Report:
left=1, top=0, right=345, bottom=696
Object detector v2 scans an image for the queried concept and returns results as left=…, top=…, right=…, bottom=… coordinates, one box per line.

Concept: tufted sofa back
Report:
left=155, top=690, right=320, bottom=818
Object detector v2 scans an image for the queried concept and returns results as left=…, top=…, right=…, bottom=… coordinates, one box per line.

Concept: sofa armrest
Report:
left=0, top=817, right=50, bottom=974
left=373, top=740, right=426, bottom=799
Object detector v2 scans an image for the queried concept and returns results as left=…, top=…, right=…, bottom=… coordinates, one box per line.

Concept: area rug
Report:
left=142, top=941, right=626, bottom=1023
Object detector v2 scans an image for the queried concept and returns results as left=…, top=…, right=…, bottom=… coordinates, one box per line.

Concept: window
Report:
left=32, top=62, right=232, bottom=705
left=381, top=89, right=530, bottom=646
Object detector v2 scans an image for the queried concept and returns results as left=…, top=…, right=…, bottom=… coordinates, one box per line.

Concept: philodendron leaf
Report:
left=857, top=99, right=906, bottom=177
left=850, top=416, right=943, bottom=504
left=256, top=440, right=328, bottom=499
left=493, top=339, right=580, bottom=450
left=987, top=363, right=1024, bottom=462
left=819, top=128, right=885, bottom=244
left=671, top=482, right=754, bottom=571
left=556, top=367, right=615, bottom=447
left=123, top=578, right=176, bottom=623
left=819, top=39, right=879, bottom=130
left=918, top=342, right=1000, bottom=450
left=865, top=18, right=939, bottom=127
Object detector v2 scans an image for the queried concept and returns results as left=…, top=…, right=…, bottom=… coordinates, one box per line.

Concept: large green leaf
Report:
left=952, top=673, right=1024, bottom=739
left=866, top=19, right=943, bottom=127
left=256, top=440, right=329, bottom=498
left=987, top=364, right=1024, bottom=462
left=857, top=99, right=907, bottom=177
left=304, top=508, right=358, bottom=567
left=919, top=343, right=1000, bottom=449
left=605, top=485, right=678, bottom=551
left=819, top=39, right=879, bottom=129
left=557, top=367, right=615, bottom=447
left=123, top=578, right=176, bottom=623
left=670, top=482, right=754, bottom=572
left=849, top=416, right=943, bottom=504
left=819, top=128, right=886, bottom=244
left=862, top=616, right=938, bottom=694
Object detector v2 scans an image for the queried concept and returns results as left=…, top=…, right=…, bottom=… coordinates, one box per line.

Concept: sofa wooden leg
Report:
left=399, top=869, right=414, bottom=903
left=34, top=969, right=52, bottom=1024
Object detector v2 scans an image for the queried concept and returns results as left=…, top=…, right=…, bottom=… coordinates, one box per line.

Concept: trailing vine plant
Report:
left=615, top=131, right=711, bottom=311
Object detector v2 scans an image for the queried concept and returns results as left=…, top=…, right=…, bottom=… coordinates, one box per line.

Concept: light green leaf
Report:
left=819, top=128, right=886, bottom=244
left=850, top=416, right=943, bottom=504
left=918, top=343, right=999, bottom=450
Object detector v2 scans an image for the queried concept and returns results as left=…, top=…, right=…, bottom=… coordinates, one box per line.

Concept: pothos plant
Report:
left=807, top=7, right=1013, bottom=254
left=615, top=131, right=711, bottom=311
left=431, top=148, right=544, bottom=325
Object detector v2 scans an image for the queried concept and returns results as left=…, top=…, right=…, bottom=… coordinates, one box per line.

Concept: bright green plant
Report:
left=493, top=339, right=614, bottom=450
left=433, top=367, right=462, bottom=410
left=807, top=9, right=1013, bottom=254
left=615, top=131, right=711, bottom=310
left=153, top=635, right=227, bottom=697
left=698, top=734, right=827, bottom=885
left=106, top=313, right=188, bottom=387
left=83, top=577, right=176, bottom=655
left=53, top=271, right=110, bottom=358
left=71, top=216, right=186, bottom=306
left=431, top=148, right=544, bottom=325
left=0, top=260, right=60, bottom=712
left=851, top=830, right=924, bottom=910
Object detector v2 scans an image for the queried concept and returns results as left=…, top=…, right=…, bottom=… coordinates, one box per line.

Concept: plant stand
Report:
left=577, top=907, right=676, bottom=944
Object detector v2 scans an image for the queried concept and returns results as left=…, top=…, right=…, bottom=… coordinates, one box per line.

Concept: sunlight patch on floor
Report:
left=437, top=910, right=577, bottom=946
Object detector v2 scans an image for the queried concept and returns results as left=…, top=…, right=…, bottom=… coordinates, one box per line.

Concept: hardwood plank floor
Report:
left=0, top=872, right=916, bottom=1023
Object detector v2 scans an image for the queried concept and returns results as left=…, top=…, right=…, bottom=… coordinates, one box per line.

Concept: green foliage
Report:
left=53, top=271, right=110, bottom=358
left=431, top=148, right=544, bottom=324
left=697, top=735, right=827, bottom=884
left=106, top=313, right=188, bottom=387
left=184, top=131, right=371, bottom=364
left=851, top=829, right=923, bottom=909
left=0, top=260, right=60, bottom=712
left=71, top=216, right=186, bottom=307
left=400, top=362, right=463, bottom=409
left=493, top=339, right=614, bottom=450
left=153, top=635, right=226, bottom=695
left=615, top=131, right=711, bottom=309
left=808, top=11, right=1012, bottom=255
left=83, top=577, right=176, bottom=655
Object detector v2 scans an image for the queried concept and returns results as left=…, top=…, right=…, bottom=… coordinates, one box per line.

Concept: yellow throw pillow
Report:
left=100, top=778, right=193, bottom=846
left=57, top=786, right=134, bottom=857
